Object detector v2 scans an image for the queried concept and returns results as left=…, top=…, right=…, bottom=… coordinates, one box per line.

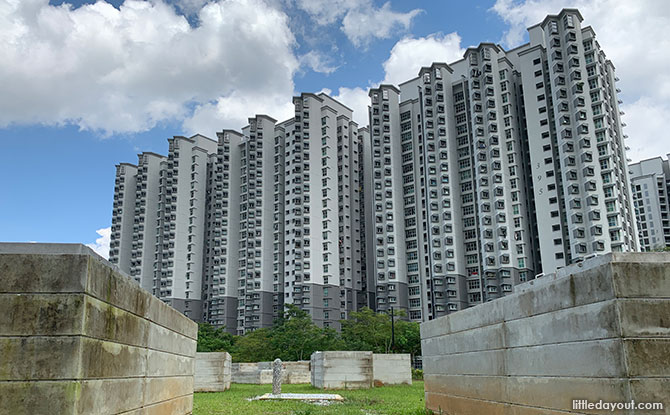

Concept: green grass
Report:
left=194, top=381, right=428, bottom=415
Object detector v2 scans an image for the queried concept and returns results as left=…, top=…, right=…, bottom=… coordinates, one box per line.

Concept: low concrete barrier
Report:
left=373, top=354, right=412, bottom=386
left=421, top=252, right=670, bottom=415
left=281, top=361, right=311, bottom=384
left=231, top=363, right=272, bottom=384
left=231, top=361, right=310, bottom=384
left=0, top=243, right=198, bottom=415
left=195, top=352, right=231, bottom=392
left=311, top=351, right=373, bottom=389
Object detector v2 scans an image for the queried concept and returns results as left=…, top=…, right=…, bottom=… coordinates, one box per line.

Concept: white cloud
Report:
left=326, top=32, right=466, bottom=127
left=341, top=2, right=422, bottom=47
left=491, top=0, right=670, bottom=162
left=87, top=227, right=111, bottom=259
left=183, top=92, right=295, bottom=136
left=382, top=33, right=465, bottom=85
left=331, top=87, right=371, bottom=127
left=0, top=0, right=298, bottom=134
left=299, top=50, right=339, bottom=74
left=292, top=0, right=421, bottom=47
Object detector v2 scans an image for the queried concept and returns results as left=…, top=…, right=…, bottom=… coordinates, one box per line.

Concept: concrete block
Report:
left=423, top=349, right=506, bottom=376
left=504, top=300, right=619, bottom=348
left=282, top=361, right=311, bottom=384
left=231, top=363, right=272, bottom=384
left=617, top=299, right=670, bottom=337
left=628, top=378, right=670, bottom=415
left=504, top=376, right=631, bottom=414
left=0, top=293, right=85, bottom=336
left=82, top=295, right=150, bottom=349
left=422, top=322, right=505, bottom=356
left=623, top=339, right=670, bottom=377
left=0, top=380, right=81, bottom=415
left=0, top=243, right=197, bottom=415
left=195, top=352, right=232, bottom=392
left=612, top=260, right=670, bottom=299
left=0, top=253, right=88, bottom=293
left=421, top=253, right=670, bottom=415
left=502, top=266, right=616, bottom=322
left=0, top=336, right=82, bottom=380
left=79, top=337, right=148, bottom=379
left=311, top=351, right=373, bottom=389
left=372, top=354, right=411, bottom=385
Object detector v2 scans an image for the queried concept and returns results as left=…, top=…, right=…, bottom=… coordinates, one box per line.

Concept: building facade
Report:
left=110, top=9, right=641, bottom=330
left=629, top=155, right=670, bottom=251
left=517, top=9, right=638, bottom=272
left=364, top=8, right=638, bottom=323
left=110, top=93, right=368, bottom=333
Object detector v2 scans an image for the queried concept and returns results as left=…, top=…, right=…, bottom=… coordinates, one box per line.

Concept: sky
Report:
left=1, top=0, right=668, bottom=258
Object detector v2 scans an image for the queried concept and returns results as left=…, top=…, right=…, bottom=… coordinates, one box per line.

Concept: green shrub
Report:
left=412, top=368, right=423, bottom=380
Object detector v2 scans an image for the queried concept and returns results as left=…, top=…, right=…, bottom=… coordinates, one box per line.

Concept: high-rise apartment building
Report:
left=111, top=9, right=640, bottom=329
left=367, top=57, right=537, bottom=322
left=365, top=8, right=638, bottom=322
left=202, top=129, right=244, bottom=330
left=516, top=9, right=638, bottom=272
left=283, top=93, right=367, bottom=331
left=111, top=93, right=367, bottom=333
left=629, top=155, right=670, bottom=251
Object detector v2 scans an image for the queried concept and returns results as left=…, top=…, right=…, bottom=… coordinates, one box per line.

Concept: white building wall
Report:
left=132, top=153, right=164, bottom=293
left=109, top=163, right=137, bottom=271
left=630, top=155, right=670, bottom=251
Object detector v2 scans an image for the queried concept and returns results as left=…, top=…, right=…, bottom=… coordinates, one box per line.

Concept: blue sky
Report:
left=1, top=0, right=668, bottom=256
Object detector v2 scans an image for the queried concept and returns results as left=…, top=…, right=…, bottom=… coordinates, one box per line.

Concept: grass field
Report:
left=194, top=381, right=428, bottom=415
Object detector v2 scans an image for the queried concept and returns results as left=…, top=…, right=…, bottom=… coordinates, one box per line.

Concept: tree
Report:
left=394, top=319, right=421, bottom=357
left=339, top=307, right=422, bottom=356
left=230, top=328, right=275, bottom=362
left=340, top=307, right=393, bottom=353
left=196, top=323, right=235, bottom=352
left=271, top=304, right=345, bottom=361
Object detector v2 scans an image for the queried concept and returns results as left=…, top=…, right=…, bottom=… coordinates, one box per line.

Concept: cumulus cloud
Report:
left=382, top=33, right=466, bottom=85
left=491, top=0, right=670, bottom=162
left=327, top=32, right=466, bottom=127
left=0, top=0, right=298, bottom=134
left=331, top=86, right=371, bottom=127
left=342, top=2, right=422, bottom=47
left=87, top=227, right=111, bottom=259
left=292, top=0, right=421, bottom=47
left=183, top=92, right=295, bottom=136
left=299, top=50, right=339, bottom=74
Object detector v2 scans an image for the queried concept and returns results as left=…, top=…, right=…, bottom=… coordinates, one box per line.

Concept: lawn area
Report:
left=194, top=381, right=427, bottom=415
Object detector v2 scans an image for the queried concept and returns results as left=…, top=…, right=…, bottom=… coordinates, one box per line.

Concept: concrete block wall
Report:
left=311, top=351, right=373, bottom=389
left=0, top=243, right=198, bottom=415
left=231, top=361, right=310, bottom=384
left=279, top=361, right=311, bottom=384
left=194, top=352, right=231, bottom=392
left=231, top=363, right=271, bottom=384
left=372, top=354, right=412, bottom=386
left=420, top=252, right=670, bottom=415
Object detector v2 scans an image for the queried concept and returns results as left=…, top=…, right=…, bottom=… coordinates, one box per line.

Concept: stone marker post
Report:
left=272, top=358, right=283, bottom=395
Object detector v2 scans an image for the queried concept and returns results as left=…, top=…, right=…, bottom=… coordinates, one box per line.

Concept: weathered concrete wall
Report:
left=231, top=361, right=310, bottom=384
left=311, top=351, right=373, bottom=389
left=421, top=252, right=670, bottom=415
left=0, top=243, right=198, bottom=415
left=373, top=354, right=412, bottom=386
left=231, top=363, right=272, bottom=384
left=195, top=352, right=231, bottom=392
